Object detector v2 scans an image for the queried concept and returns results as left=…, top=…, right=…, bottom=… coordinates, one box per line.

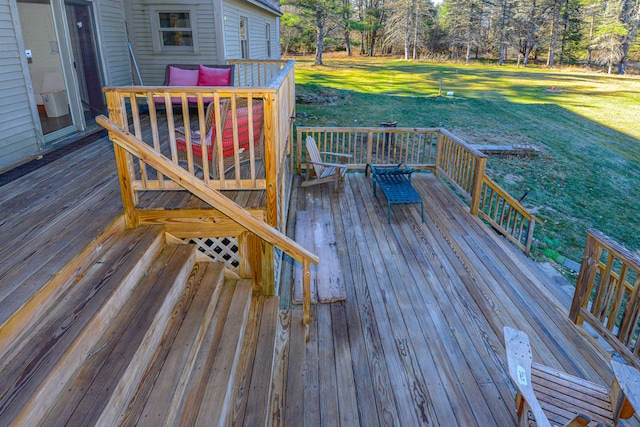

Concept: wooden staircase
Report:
left=0, top=224, right=284, bottom=426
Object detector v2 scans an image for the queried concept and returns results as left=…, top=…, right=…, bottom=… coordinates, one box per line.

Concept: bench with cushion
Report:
left=156, top=64, right=235, bottom=105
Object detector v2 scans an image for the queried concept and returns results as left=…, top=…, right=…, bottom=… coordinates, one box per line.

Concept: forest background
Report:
left=281, top=0, right=640, bottom=73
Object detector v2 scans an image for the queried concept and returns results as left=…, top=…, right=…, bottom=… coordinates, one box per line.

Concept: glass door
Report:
left=65, top=0, right=105, bottom=123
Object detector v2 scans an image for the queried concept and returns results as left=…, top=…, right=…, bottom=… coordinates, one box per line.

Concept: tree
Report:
left=591, top=21, right=627, bottom=72
left=286, top=0, right=340, bottom=65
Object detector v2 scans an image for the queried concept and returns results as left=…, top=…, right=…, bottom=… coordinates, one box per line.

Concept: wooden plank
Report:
left=177, top=279, right=236, bottom=426
left=137, top=208, right=265, bottom=238
left=120, top=262, right=225, bottom=426
left=317, top=304, right=340, bottom=424
left=303, top=304, right=321, bottom=427
left=242, top=296, right=279, bottom=426
left=269, top=309, right=291, bottom=427
left=195, top=279, right=253, bottom=426
left=329, top=184, right=389, bottom=426
left=313, top=210, right=346, bottom=302
left=293, top=210, right=318, bottom=304
left=283, top=309, right=304, bottom=427
left=330, top=303, right=360, bottom=426
left=231, top=295, right=264, bottom=426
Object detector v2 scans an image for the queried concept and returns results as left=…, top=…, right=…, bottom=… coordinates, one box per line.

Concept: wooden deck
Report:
left=0, top=137, right=629, bottom=426
left=281, top=173, right=619, bottom=426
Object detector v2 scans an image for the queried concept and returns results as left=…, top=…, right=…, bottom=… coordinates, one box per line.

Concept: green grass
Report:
left=293, top=56, right=640, bottom=274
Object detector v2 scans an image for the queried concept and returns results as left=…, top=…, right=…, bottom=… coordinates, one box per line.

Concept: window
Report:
left=266, top=24, right=271, bottom=58
left=240, top=16, right=249, bottom=59
left=150, top=7, right=198, bottom=53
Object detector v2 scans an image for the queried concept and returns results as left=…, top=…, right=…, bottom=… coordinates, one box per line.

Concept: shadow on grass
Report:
left=295, top=83, right=640, bottom=264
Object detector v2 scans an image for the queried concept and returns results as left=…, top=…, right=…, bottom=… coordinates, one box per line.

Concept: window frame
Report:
left=150, top=6, right=199, bottom=54
left=239, top=16, right=249, bottom=59
left=265, top=23, right=271, bottom=58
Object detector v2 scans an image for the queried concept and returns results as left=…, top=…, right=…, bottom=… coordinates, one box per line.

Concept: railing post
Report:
left=263, top=92, right=278, bottom=227
left=524, top=218, right=535, bottom=256
left=569, top=231, right=600, bottom=324
left=366, top=131, right=374, bottom=165
left=435, top=130, right=443, bottom=177
left=105, top=89, right=138, bottom=228
left=470, top=156, right=487, bottom=216
left=296, top=128, right=302, bottom=175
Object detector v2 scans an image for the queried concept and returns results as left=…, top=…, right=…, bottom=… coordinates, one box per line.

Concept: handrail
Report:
left=569, top=228, right=640, bottom=369
left=478, top=175, right=537, bottom=255
left=97, top=115, right=318, bottom=337
left=97, top=115, right=318, bottom=265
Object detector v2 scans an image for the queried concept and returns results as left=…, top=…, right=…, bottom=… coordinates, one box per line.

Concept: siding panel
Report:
left=0, top=1, right=40, bottom=171
left=95, top=0, right=133, bottom=86
left=223, top=0, right=279, bottom=60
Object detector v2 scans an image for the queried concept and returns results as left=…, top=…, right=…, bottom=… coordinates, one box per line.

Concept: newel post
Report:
left=470, top=156, right=487, bottom=216
left=105, top=89, right=138, bottom=228
left=569, top=231, right=600, bottom=324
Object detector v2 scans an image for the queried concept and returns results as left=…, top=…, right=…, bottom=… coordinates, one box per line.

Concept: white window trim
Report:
left=149, top=6, right=199, bottom=54
left=240, top=16, right=249, bottom=59
left=266, top=23, right=271, bottom=58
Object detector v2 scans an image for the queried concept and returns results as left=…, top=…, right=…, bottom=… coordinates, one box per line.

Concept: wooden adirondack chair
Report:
left=301, top=136, right=352, bottom=192
left=504, top=327, right=640, bottom=427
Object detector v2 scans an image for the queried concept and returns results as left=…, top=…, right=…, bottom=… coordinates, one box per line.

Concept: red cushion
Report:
left=167, top=66, right=199, bottom=86
left=176, top=102, right=264, bottom=161
left=197, top=65, right=231, bottom=86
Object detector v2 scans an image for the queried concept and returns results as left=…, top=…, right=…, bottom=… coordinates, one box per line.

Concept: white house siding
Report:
left=94, top=0, right=133, bottom=86
left=0, top=1, right=40, bottom=171
left=223, top=0, right=280, bottom=60
left=125, top=1, right=220, bottom=86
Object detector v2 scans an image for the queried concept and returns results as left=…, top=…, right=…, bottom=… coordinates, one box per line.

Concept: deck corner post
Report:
left=105, top=90, right=139, bottom=227
left=264, top=93, right=278, bottom=227
left=434, top=130, right=444, bottom=177
left=470, top=156, right=487, bottom=216
left=524, top=218, right=535, bottom=256
left=569, top=232, right=599, bottom=324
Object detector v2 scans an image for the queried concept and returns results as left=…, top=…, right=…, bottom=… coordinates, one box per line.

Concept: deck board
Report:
left=285, top=172, right=617, bottom=426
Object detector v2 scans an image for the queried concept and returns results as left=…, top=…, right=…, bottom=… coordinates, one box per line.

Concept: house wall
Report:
left=95, top=0, right=134, bottom=87
left=125, top=1, right=220, bottom=86
left=0, top=0, right=132, bottom=173
left=0, top=1, right=41, bottom=171
left=223, top=0, right=280, bottom=60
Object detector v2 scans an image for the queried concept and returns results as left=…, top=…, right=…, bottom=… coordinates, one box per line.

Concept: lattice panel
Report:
left=186, top=237, right=240, bottom=272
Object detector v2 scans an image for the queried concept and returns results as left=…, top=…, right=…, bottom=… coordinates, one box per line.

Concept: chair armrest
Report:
left=611, top=359, right=640, bottom=420
left=307, top=160, right=349, bottom=169
left=504, top=327, right=553, bottom=427
left=319, top=152, right=353, bottom=159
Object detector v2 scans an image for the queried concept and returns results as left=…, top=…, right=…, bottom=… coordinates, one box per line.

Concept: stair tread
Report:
left=195, top=279, right=253, bottom=426
left=0, top=226, right=165, bottom=425
left=177, top=278, right=237, bottom=426
left=123, top=262, right=226, bottom=426
left=45, top=244, right=196, bottom=425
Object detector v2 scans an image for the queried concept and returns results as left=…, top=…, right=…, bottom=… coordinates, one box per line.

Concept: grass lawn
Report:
left=292, top=56, right=640, bottom=278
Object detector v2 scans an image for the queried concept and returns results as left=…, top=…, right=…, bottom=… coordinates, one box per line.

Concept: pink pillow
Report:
left=197, top=65, right=231, bottom=86
left=168, top=66, right=198, bottom=86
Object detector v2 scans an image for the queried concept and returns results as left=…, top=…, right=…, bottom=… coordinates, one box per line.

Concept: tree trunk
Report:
left=404, top=0, right=412, bottom=60
left=618, top=8, right=639, bottom=74
left=315, top=8, right=324, bottom=65
left=412, top=0, right=419, bottom=59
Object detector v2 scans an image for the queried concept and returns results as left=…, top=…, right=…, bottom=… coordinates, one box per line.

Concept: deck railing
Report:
left=477, top=177, right=536, bottom=254
left=103, top=60, right=295, bottom=228
left=569, top=229, right=640, bottom=369
left=296, top=126, right=537, bottom=255
left=296, top=127, right=440, bottom=171
left=228, top=60, right=288, bottom=87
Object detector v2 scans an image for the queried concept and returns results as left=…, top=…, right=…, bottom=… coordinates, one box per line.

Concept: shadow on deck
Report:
left=282, top=173, right=619, bottom=426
